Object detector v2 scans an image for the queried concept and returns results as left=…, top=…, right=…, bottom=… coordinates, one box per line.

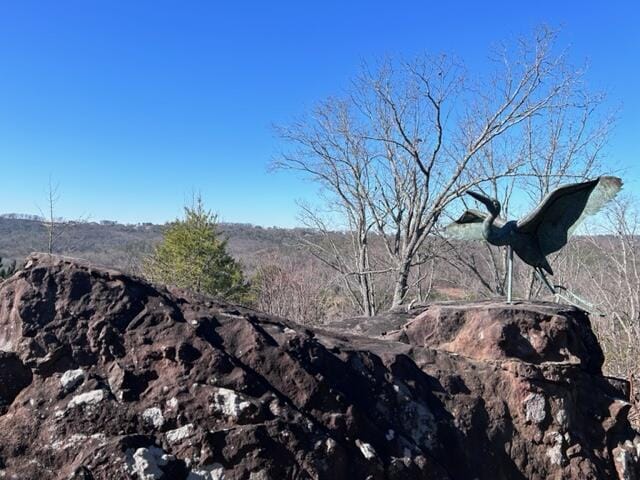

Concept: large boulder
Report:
left=391, top=301, right=605, bottom=373
left=0, top=254, right=637, bottom=479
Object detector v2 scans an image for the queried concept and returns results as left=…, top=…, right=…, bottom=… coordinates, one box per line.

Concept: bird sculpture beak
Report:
left=466, top=190, right=493, bottom=208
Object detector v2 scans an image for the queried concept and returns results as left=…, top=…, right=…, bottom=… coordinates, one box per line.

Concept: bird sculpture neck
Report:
left=482, top=206, right=510, bottom=246
left=482, top=210, right=497, bottom=240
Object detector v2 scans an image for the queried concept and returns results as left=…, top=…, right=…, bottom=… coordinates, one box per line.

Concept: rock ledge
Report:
left=0, top=254, right=637, bottom=480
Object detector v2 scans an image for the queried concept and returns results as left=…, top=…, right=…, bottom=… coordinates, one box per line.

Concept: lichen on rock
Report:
left=524, top=392, right=547, bottom=424
left=124, top=446, right=174, bottom=480
left=60, top=368, right=85, bottom=392
left=67, top=389, right=106, bottom=409
left=142, top=407, right=165, bottom=429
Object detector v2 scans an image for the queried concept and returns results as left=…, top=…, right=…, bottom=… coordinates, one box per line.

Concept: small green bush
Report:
left=144, top=197, right=249, bottom=303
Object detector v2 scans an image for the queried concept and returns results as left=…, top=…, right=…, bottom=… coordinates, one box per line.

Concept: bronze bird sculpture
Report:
left=446, top=176, right=623, bottom=305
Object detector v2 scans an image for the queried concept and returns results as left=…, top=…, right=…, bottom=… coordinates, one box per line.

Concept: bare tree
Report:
left=275, top=103, right=381, bottom=315
left=276, top=27, right=594, bottom=312
left=442, top=70, right=615, bottom=299
left=37, top=178, right=91, bottom=257
left=569, top=198, right=640, bottom=377
left=40, top=178, right=64, bottom=255
left=252, top=253, right=337, bottom=324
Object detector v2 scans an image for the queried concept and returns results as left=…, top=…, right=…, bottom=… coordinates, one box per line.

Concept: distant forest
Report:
left=0, top=214, right=311, bottom=274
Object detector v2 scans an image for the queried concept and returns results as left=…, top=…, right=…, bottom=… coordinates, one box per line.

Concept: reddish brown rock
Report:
left=392, top=301, right=604, bottom=372
left=0, top=254, right=637, bottom=479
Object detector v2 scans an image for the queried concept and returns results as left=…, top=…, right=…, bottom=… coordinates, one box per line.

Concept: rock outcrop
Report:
left=0, top=254, right=638, bottom=479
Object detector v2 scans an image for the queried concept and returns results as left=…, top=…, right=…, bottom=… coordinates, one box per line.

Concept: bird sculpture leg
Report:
left=534, top=267, right=557, bottom=296
left=506, top=245, right=513, bottom=303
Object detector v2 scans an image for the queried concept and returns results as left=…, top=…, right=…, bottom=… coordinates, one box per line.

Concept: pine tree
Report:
left=0, top=257, right=16, bottom=280
left=144, top=197, right=249, bottom=302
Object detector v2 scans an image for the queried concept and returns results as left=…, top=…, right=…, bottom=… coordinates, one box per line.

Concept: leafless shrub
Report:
left=252, top=253, right=350, bottom=325
left=561, top=198, right=640, bottom=377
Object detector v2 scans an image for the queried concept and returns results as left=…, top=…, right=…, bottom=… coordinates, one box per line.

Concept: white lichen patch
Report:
left=392, top=379, right=436, bottom=448
left=615, top=449, right=633, bottom=480
left=125, top=446, right=174, bottom=480
left=186, top=463, right=225, bottom=480
left=60, top=369, right=85, bottom=391
left=211, top=387, right=251, bottom=419
left=166, top=423, right=194, bottom=444
left=613, top=443, right=638, bottom=480
left=142, top=407, right=165, bottom=429
left=166, top=397, right=179, bottom=410
left=545, top=431, right=565, bottom=466
left=248, top=470, right=269, bottom=480
left=268, top=398, right=283, bottom=417
left=325, top=438, right=337, bottom=453
left=399, top=399, right=436, bottom=448
left=355, top=439, right=377, bottom=460
left=555, top=408, right=568, bottom=429
left=524, top=393, right=547, bottom=424
left=52, top=433, right=86, bottom=450
left=52, top=433, right=106, bottom=450
left=67, top=389, right=105, bottom=409
left=634, top=435, right=640, bottom=458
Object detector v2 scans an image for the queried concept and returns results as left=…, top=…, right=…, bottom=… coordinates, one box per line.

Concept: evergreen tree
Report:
left=0, top=257, right=16, bottom=280
left=144, top=197, right=249, bottom=302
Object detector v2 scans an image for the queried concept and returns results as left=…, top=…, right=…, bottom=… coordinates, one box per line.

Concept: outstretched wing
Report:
left=445, top=209, right=504, bottom=241
left=517, top=176, right=622, bottom=255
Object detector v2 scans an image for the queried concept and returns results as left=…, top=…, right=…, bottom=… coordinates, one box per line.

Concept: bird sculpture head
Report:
left=467, top=190, right=501, bottom=217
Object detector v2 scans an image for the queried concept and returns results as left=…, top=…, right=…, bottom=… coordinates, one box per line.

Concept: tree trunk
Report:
left=360, top=273, right=376, bottom=316
left=391, top=258, right=412, bottom=308
left=358, top=232, right=376, bottom=316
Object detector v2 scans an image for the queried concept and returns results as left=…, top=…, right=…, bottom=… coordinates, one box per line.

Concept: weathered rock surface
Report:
left=0, top=254, right=638, bottom=479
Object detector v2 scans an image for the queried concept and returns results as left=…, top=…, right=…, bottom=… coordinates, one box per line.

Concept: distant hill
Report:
left=0, top=215, right=315, bottom=273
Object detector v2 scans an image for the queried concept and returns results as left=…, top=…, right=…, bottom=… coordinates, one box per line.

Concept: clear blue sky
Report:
left=0, top=1, right=637, bottom=226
